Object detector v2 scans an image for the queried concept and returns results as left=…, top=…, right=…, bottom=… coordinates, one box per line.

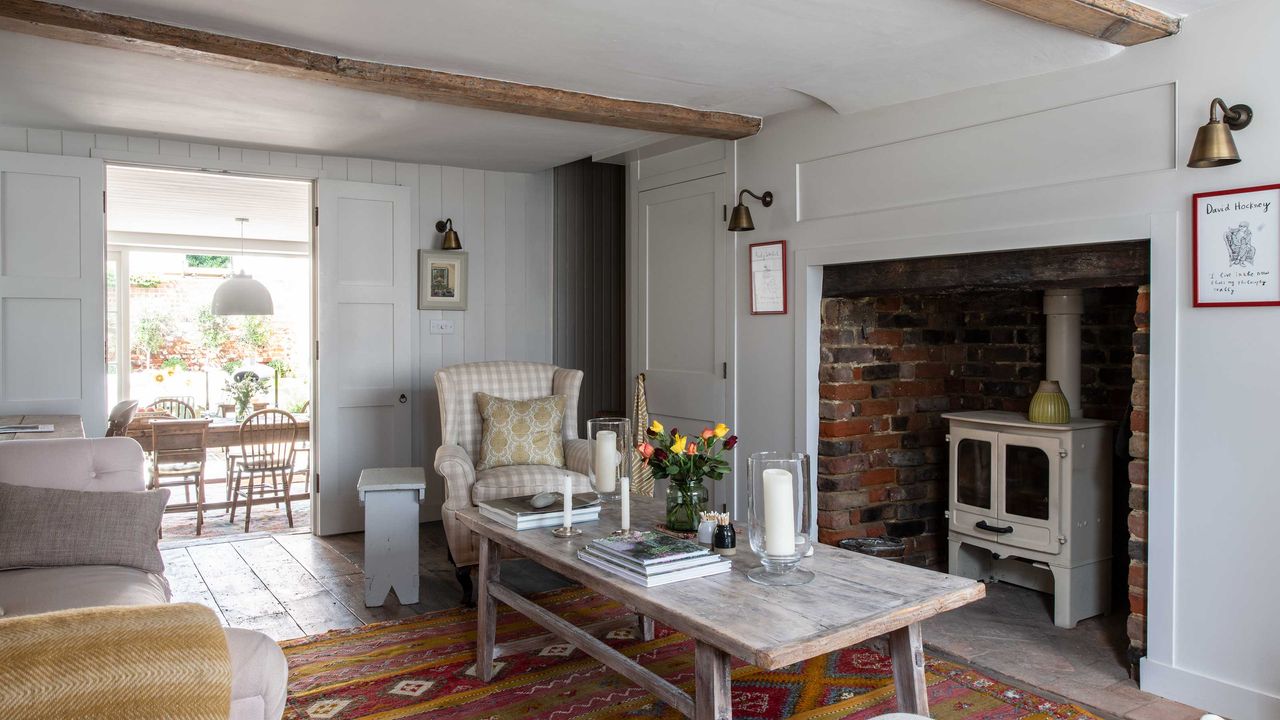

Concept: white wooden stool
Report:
left=357, top=467, right=427, bottom=607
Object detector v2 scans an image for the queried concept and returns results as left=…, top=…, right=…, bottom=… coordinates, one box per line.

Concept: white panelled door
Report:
left=315, top=179, right=414, bottom=536
left=636, top=174, right=731, bottom=509
left=0, top=151, right=105, bottom=433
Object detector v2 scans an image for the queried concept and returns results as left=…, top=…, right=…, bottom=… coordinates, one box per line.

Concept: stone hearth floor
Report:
left=923, top=582, right=1207, bottom=720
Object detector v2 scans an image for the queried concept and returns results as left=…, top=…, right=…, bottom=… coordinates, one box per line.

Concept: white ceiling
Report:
left=107, top=165, right=311, bottom=241
left=0, top=0, right=1231, bottom=172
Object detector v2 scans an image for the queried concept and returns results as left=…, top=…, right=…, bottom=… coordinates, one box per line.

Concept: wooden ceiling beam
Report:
left=980, top=0, right=1181, bottom=46
left=0, top=0, right=762, bottom=140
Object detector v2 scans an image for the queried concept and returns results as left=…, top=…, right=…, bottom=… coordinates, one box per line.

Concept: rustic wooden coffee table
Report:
left=457, top=497, right=983, bottom=719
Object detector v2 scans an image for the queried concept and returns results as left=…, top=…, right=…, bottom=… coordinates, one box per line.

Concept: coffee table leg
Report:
left=639, top=615, right=655, bottom=641
left=694, top=641, right=731, bottom=720
left=476, top=536, right=501, bottom=681
left=889, top=623, right=928, bottom=715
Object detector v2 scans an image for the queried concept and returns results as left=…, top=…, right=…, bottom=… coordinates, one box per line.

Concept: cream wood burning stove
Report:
left=944, top=411, right=1113, bottom=628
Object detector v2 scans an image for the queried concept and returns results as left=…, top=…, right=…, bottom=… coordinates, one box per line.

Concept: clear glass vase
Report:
left=587, top=417, right=631, bottom=504
left=665, top=478, right=708, bottom=532
left=746, top=452, right=814, bottom=585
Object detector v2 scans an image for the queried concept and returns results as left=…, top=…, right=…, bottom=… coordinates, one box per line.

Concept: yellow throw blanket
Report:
left=0, top=603, right=232, bottom=720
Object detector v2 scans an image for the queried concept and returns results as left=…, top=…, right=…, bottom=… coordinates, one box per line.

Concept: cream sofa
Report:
left=433, top=361, right=592, bottom=599
left=0, top=437, right=288, bottom=720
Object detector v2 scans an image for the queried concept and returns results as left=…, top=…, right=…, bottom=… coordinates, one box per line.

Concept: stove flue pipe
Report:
left=1043, top=289, right=1083, bottom=418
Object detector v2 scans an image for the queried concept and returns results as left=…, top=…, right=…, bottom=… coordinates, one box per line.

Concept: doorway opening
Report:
left=105, top=164, right=314, bottom=540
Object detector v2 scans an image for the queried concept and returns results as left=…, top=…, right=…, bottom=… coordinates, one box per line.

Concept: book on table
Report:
left=589, top=531, right=712, bottom=567
left=576, top=531, right=730, bottom=586
left=478, top=493, right=601, bottom=530
left=577, top=547, right=730, bottom=587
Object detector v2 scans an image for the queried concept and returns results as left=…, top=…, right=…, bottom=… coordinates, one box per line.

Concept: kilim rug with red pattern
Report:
left=280, top=586, right=1101, bottom=720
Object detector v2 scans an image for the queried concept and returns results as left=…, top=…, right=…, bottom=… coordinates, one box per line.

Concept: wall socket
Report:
left=429, top=319, right=455, bottom=335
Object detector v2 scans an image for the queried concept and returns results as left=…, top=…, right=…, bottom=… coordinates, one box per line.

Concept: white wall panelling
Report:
left=627, top=1, right=1279, bottom=716
left=796, top=84, right=1177, bottom=221
left=0, top=151, right=105, bottom=433
left=0, top=126, right=553, bottom=523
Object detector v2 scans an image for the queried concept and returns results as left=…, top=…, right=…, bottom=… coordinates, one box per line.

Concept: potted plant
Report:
left=224, top=374, right=271, bottom=421
left=638, top=421, right=737, bottom=532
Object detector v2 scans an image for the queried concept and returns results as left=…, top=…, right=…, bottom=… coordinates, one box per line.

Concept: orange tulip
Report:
left=700, top=427, right=715, bottom=440
left=638, top=442, right=655, bottom=459
left=684, top=442, right=699, bottom=455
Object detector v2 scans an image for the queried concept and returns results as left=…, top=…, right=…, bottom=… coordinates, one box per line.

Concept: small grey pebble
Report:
left=530, top=491, right=559, bottom=509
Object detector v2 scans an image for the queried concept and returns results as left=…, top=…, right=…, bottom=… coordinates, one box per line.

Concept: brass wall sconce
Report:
left=728, top=189, right=773, bottom=232
left=435, top=218, right=462, bottom=250
left=1188, top=98, right=1253, bottom=168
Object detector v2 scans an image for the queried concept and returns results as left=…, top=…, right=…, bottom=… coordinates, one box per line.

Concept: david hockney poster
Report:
left=1194, top=184, right=1280, bottom=307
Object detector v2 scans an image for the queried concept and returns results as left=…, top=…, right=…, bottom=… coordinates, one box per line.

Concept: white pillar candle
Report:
left=620, top=475, right=630, bottom=531
left=562, top=475, right=573, bottom=529
left=762, top=468, right=796, bottom=556
left=594, top=430, right=617, bottom=493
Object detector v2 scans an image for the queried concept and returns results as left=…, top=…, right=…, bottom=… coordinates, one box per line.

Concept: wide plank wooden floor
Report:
left=161, top=521, right=571, bottom=641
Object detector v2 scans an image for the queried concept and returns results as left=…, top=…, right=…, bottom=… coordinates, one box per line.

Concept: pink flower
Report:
left=684, top=442, right=699, bottom=455
left=638, top=442, right=655, bottom=459
left=700, top=427, right=715, bottom=440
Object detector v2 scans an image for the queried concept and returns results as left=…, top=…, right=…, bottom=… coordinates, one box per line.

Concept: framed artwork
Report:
left=749, top=240, right=787, bottom=315
left=1193, top=184, right=1280, bottom=307
left=418, top=250, right=468, bottom=310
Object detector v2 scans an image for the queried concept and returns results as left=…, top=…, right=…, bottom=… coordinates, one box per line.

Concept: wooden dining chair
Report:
left=148, top=397, right=198, bottom=419
left=105, top=400, right=139, bottom=437
left=229, top=409, right=299, bottom=532
left=149, top=418, right=212, bottom=536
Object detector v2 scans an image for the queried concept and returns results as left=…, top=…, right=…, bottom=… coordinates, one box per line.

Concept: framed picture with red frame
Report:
left=749, top=240, right=787, bottom=315
left=1193, top=183, right=1280, bottom=307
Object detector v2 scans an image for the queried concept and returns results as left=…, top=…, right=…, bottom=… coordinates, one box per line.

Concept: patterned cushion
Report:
left=472, top=466, right=592, bottom=503
left=475, top=394, right=566, bottom=470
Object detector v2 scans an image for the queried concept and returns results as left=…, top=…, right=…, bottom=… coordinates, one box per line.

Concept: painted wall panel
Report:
left=798, top=84, right=1177, bottom=221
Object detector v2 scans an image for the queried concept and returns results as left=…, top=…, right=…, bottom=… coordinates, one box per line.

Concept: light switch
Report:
left=429, top=319, right=455, bottom=335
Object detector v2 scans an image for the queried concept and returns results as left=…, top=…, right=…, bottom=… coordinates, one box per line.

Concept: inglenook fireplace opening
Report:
left=817, top=240, right=1151, bottom=683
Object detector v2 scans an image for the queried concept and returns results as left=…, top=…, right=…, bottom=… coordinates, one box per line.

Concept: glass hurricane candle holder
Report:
left=586, top=417, right=631, bottom=505
left=746, top=451, right=814, bottom=586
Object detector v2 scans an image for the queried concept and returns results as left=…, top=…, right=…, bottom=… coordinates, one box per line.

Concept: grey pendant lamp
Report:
left=212, top=217, right=274, bottom=316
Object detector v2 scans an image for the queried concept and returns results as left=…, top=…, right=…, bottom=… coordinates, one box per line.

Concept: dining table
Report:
left=125, top=413, right=310, bottom=452
left=126, top=412, right=311, bottom=514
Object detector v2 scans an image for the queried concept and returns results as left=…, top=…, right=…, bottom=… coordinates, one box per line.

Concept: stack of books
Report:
left=577, top=531, right=731, bottom=587
left=478, top=493, right=601, bottom=530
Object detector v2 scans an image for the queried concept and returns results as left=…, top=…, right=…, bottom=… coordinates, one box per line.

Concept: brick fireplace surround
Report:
left=816, top=242, right=1151, bottom=670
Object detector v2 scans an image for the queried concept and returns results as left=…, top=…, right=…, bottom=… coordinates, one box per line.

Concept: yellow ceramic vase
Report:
left=1028, top=380, right=1071, bottom=424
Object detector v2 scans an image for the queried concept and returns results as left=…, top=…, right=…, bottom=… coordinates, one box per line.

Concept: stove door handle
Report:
left=976, top=520, right=1014, bottom=534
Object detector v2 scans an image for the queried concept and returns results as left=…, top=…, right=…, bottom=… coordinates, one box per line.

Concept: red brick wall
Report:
left=1126, top=285, right=1150, bottom=671
left=818, top=288, right=1137, bottom=570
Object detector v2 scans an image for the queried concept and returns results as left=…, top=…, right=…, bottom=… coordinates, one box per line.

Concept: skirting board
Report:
left=1141, top=657, right=1280, bottom=720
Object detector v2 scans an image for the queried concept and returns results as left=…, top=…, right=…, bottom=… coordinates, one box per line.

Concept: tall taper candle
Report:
left=620, top=475, right=631, bottom=531
left=562, top=475, right=573, bottom=529
left=762, top=468, right=796, bottom=556
left=594, top=430, right=617, bottom=493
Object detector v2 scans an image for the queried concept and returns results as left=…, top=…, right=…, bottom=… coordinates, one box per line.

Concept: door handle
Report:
left=976, top=520, right=1013, bottom=534
left=399, top=394, right=408, bottom=404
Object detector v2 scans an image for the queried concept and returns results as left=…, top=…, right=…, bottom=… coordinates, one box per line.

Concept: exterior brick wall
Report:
left=818, top=288, right=1138, bottom=572
left=1126, top=285, right=1150, bottom=671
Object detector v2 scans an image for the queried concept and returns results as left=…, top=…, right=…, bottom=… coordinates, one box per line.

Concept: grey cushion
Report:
left=0, top=482, right=169, bottom=574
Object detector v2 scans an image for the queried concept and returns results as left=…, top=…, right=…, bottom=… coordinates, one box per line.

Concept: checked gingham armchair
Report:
left=434, top=361, right=592, bottom=599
